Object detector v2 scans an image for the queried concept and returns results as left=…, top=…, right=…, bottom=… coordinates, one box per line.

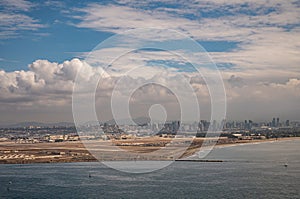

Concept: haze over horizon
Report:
left=0, top=0, right=299, bottom=124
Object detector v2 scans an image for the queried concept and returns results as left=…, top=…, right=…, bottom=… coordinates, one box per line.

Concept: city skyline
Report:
left=0, top=0, right=300, bottom=124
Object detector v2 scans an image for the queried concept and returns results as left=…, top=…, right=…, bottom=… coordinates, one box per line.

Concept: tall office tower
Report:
left=249, top=120, right=253, bottom=129
left=286, top=120, right=290, bottom=127
left=272, top=118, right=276, bottom=127
left=276, top=118, right=279, bottom=127
left=198, top=121, right=203, bottom=132
left=171, top=121, right=180, bottom=134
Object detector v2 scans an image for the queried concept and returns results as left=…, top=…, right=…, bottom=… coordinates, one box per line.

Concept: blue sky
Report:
left=1, top=0, right=298, bottom=72
left=1, top=0, right=241, bottom=71
left=0, top=0, right=113, bottom=71
left=0, top=0, right=299, bottom=123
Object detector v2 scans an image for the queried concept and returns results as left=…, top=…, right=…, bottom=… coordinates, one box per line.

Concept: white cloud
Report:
left=1, top=57, right=300, bottom=123
left=1, top=1, right=300, bottom=122
left=223, top=77, right=300, bottom=120
left=71, top=1, right=300, bottom=73
left=0, top=13, right=43, bottom=29
left=209, top=28, right=300, bottom=70
left=0, top=0, right=44, bottom=39
left=0, top=59, right=80, bottom=105
left=73, top=4, right=196, bottom=34
left=0, top=0, right=34, bottom=11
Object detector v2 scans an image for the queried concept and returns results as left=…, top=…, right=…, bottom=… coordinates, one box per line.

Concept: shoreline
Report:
left=214, top=137, right=300, bottom=149
left=0, top=137, right=299, bottom=164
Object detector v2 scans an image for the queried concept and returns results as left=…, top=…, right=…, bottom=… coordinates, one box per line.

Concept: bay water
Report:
left=0, top=139, right=299, bottom=198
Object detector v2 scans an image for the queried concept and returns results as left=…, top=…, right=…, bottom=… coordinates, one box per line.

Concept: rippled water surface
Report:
left=0, top=139, right=299, bottom=198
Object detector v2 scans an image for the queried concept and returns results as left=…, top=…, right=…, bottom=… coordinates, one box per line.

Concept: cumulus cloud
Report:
left=0, top=59, right=82, bottom=105
left=269, top=78, right=300, bottom=93
left=0, top=57, right=300, bottom=123
left=224, top=77, right=300, bottom=120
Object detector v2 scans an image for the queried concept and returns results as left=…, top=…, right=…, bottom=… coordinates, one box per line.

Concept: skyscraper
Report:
left=272, top=118, right=276, bottom=127
left=286, top=120, right=290, bottom=127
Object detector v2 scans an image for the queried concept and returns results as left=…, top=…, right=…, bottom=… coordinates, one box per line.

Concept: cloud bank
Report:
left=0, top=57, right=299, bottom=123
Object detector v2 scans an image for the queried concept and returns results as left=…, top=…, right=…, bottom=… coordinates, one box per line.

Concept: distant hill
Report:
left=104, top=117, right=151, bottom=125
left=0, top=117, right=159, bottom=128
left=0, top=122, right=75, bottom=128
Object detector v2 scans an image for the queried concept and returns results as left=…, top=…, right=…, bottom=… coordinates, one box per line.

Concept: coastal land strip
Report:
left=0, top=137, right=298, bottom=164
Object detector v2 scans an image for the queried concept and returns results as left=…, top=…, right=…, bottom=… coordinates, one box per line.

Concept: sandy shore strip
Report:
left=214, top=137, right=300, bottom=149
left=185, top=137, right=300, bottom=159
left=0, top=137, right=299, bottom=163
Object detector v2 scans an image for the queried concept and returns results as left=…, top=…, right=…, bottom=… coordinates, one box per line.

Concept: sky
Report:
left=0, top=0, right=299, bottom=124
